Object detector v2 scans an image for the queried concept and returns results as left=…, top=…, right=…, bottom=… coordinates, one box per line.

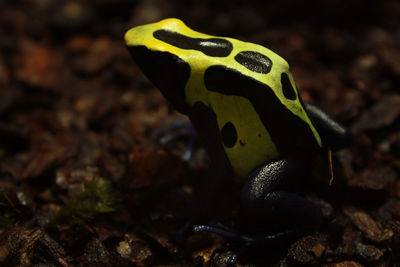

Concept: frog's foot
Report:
left=155, top=120, right=197, bottom=161
left=193, top=222, right=241, bottom=240
left=193, top=223, right=303, bottom=244
left=193, top=224, right=306, bottom=264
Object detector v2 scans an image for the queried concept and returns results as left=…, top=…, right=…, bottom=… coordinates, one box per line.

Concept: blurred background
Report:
left=0, top=0, right=399, bottom=266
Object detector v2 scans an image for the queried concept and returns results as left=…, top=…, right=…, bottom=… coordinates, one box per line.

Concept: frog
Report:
left=124, top=18, right=352, bottom=259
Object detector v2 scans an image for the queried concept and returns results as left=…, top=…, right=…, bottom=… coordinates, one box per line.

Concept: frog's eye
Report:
left=280, top=73, right=297, bottom=100
left=127, top=45, right=190, bottom=114
left=153, top=30, right=233, bottom=57
left=234, top=51, right=272, bottom=74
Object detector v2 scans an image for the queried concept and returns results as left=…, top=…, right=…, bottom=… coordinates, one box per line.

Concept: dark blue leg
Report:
left=239, top=158, right=322, bottom=234
left=172, top=102, right=234, bottom=243
left=155, top=120, right=198, bottom=161
left=194, top=158, right=323, bottom=263
left=304, top=102, right=352, bottom=150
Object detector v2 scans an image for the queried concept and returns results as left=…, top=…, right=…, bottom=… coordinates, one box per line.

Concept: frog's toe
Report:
left=155, top=120, right=198, bottom=161
left=193, top=224, right=243, bottom=240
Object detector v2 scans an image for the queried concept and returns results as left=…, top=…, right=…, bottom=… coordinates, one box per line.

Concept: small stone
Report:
left=335, top=225, right=362, bottom=256
left=311, top=242, right=326, bottom=257
left=116, top=241, right=131, bottom=258
left=343, top=207, right=393, bottom=242
left=352, top=94, right=400, bottom=133
left=288, top=234, right=327, bottom=263
left=323, top=260, right=364, bottom=267
left=122, top=233, right=153, bottom=264
left=0, top=226, right=67, bottom=266
left=347, top=166, right=396, bottom=190
left=82, top=239, right=109, bottom=263
left=355, top=242, right=384, bottom=262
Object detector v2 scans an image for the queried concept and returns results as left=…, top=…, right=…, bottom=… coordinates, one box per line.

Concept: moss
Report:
left=48, top=177, right=120, bottom=230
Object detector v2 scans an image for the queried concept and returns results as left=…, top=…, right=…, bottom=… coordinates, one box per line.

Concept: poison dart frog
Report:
left=125, top=18, right=352, bottom=257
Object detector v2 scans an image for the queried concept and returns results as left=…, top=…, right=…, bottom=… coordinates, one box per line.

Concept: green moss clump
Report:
left=48, top=177, right=120, bottom=230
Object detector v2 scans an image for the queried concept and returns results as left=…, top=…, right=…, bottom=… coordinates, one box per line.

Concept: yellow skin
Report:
left=125, top=18, right=321, bottom=180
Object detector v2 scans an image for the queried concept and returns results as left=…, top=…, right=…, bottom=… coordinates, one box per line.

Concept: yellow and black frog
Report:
left=125, top=18, right=352, bottom=262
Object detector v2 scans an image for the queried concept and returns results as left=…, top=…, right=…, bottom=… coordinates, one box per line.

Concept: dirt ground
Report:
left=0, top=0, right=399, bottom=266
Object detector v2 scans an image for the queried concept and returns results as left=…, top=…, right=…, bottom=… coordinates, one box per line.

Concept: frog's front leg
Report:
left=188, top=102, right=233, bottom=220
left=239, top=158, right=323, bottom=238
left=174, top=102, right=233, bottom=242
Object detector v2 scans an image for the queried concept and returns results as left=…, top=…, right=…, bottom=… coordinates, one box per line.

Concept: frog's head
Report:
left=125, top=18, right=236, bottom=114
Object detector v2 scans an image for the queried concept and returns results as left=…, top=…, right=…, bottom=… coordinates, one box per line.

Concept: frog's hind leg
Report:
left=193, top=158, right=323, bottom=243
left=194, top=158, right=324, bottom=263
left=155, top=120, right=198, bottom=161
left=239, top=158, right=323, bottom=238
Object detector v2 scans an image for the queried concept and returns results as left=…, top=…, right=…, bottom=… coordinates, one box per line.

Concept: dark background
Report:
left=0, top=0, right=399, bottom=266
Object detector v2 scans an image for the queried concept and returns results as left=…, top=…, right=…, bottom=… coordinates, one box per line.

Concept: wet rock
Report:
left=343, top=207, right=393, bottom=242
left=0, top=226, right=68, bottom=266
left=323, top=261, right=364, bottom=267
left=2, top=134, right=78, bottom=180
left=116, top=240, right=131, bottom=258
left=119, top=233, right=154, bottom=265
left=347, top=166, right=396, bottom=190
left=355, top=242, right=384, bottom=262
left=335, top=225, right=362, bottom=256
left=379, top=199, right=400, bottom=222
left=288, top=234, right=328, bottom=263
left=352, top=94, right=400, bottom=133
left=82, top=238, right=109, bottom=263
